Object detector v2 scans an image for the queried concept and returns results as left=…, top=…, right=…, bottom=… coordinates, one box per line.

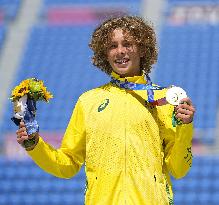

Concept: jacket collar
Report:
left=111, top=71, right=147, bottom=84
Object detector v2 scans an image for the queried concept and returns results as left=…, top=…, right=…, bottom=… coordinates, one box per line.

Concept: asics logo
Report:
left=98, top=99, right=109, bottom=112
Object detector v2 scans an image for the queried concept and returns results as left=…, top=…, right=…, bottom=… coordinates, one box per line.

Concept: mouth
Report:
left=114, top=58, right=130, bottom=65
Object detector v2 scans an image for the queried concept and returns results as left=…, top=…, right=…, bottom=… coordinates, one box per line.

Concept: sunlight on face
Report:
left=107, top=29, right=141, bottom=77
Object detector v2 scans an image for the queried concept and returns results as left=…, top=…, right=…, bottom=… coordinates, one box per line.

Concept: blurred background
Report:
left=0, top=0, right=219, bottom=204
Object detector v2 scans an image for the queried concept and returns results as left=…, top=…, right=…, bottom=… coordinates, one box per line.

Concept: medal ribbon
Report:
left=110, top=75, right=181, bottom=127
left=110, top=75, right=167, bottom=106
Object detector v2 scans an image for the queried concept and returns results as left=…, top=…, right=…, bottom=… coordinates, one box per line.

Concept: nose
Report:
left=117, top=45, right=126, bottom=55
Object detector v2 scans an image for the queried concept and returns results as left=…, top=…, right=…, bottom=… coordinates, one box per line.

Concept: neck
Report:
left=115, top=71, right=141, bottom=78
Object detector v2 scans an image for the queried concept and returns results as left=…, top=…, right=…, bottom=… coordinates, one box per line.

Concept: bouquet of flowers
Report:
left=10, top=78, right=53, bottom=148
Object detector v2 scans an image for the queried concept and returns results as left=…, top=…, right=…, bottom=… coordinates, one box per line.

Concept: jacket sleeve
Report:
left=162, top=105, right=193, bottom=179
left=27, top=99, right=86, bottom=179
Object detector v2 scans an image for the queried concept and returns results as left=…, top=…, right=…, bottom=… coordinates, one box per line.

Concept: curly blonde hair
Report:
left=89, top=16, right=158, bottom=75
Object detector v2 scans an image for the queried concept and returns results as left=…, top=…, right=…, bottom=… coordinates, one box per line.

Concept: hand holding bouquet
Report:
left=10, top=78, right=53, bottom=150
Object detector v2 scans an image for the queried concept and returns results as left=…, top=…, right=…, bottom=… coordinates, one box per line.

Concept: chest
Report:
left=85, top=90, right=165, bottom=140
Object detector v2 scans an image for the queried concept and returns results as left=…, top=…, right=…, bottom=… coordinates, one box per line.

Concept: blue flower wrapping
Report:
left=23, top=98, right=39, bottom=135
left=11, top=97, right=39, bottom=135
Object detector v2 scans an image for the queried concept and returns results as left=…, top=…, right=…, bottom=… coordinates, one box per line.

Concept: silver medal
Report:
left=166, top=86, right=187, bottom=106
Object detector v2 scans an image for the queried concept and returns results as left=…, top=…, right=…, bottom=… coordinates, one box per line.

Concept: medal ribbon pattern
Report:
left=110, top=75, right=167, bottom=106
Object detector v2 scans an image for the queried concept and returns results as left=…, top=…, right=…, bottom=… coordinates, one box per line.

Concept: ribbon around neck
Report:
left=110, top=75, right=167, bottom=106
left=110, top=75, right=182, bottom=127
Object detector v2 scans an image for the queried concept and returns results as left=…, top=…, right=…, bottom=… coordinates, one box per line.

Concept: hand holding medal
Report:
left=10, top=78, right=53, bottom=150
left=166, top=86, right=195, bottom=126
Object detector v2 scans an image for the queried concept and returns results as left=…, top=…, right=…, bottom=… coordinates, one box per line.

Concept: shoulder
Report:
left=78, top=83, right=111, bottom=101
left=75, top=83, right=113, bottom=115
left=76, top=83, right=113, bottom=111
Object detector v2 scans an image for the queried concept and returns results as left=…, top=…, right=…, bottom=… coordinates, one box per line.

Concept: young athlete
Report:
left=16, top=16, right=195, bottom=205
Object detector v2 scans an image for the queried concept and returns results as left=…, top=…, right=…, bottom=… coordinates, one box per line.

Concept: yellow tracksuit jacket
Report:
left=28, top=72, right=193, bottom=205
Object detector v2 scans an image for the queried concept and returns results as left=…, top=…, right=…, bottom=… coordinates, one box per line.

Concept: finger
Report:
left=176, top=104, right=196, bottom=113
left=176, top=113, right=193, bottom=123
left=17, top=136, right=28, bottom=144
left=19, top=121, right=25, bottom=128
left=17, top=130, right=28, bottom=138
left=176, top=108, right=194, bottom=116
left=16, top=127, right=26, bottom=135
left=176, top=113, right=190, bottom=120
left=17, top=133, right=28, bottom=141
left=179, top=97, right=193, bottom=106
left=16, top=129, right=22, bottom=136
left=176, top=104, right=190, bottom=111
left=22, top=131, right=28, bottom=136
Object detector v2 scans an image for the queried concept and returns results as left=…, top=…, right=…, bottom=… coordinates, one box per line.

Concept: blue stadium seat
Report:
left=44, top=0, right=140, bottom=4
left=0, top=25, right=6, bottom=50
left=155, top=25, right=219, bottom=143
left=168, top=0, right=219, bottom=2
left=172, top=156, right=219, bottom=204
left=0, top=158, right=86, bottom=205
left=0, top=0, right=21, bottom=20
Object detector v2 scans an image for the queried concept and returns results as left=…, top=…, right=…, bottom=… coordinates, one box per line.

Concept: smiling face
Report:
left=106, top=29, right=142, bottom=77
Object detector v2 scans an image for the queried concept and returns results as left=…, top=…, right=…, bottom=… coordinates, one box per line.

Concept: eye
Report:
left=123, top=42, right=132, bottom=47
left=109, top=44, right=117, bottom=49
